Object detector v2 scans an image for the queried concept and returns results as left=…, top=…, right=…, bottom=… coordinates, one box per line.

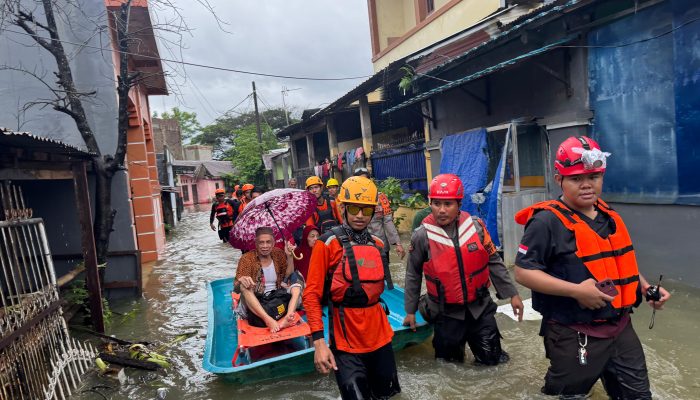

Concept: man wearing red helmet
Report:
left=514, top=136, right=670, bottom=399
left=403, top=173, right=524, bottom=365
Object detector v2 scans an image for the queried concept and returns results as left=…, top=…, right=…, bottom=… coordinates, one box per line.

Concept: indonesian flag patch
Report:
left=518, top=244, right=528, bottom=255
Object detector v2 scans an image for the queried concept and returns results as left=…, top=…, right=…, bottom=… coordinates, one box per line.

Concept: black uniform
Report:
left=517, top=204, right=651, bottom=399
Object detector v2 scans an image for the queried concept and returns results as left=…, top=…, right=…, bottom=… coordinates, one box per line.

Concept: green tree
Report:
left=229, top=124, right=282, bottom=186
left=193, top=108, right=296, bottom=157
left=157, top=107, right=201, bottom=142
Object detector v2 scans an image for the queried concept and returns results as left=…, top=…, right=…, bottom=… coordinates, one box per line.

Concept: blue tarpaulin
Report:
left=439, top=128, right=504, bottom=246
left=588, top=0, right=700, bottom=204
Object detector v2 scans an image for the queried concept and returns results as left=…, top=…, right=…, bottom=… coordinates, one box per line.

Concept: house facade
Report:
left=0, top=0, right=169, bottom=296
left=281, top=0, right=700, bottom=287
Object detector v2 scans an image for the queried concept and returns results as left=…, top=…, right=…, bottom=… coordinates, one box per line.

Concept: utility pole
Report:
left=252, top=81, right=263, bottom=144
left=281, top=86, right=302, bottom=126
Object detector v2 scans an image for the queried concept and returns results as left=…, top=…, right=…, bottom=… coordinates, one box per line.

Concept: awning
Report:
left=382, top=35, right=576, bottom=115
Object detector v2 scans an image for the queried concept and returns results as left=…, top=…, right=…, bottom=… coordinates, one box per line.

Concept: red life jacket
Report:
left=214, top=202, right=234, bottom=228
left=515, top=199, right=641, bottom=316
left=422, top=211, right=490, bottom=305
left=325, top=226, right=393, bottom=348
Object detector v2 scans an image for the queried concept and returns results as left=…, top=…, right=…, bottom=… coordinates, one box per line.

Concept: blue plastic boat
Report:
left=202, top=277, right=432, bottom=384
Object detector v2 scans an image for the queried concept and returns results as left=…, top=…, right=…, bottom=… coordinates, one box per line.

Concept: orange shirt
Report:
left=302, top=234, right=394, bottom=353
left=305, top=197, right=342, bottom=227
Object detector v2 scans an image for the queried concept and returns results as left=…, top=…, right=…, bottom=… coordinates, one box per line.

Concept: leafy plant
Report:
left=64, top=279, right=112, bottom=326
left=404, top=192, right=428, bottom=208
left=376, top=177, right=404, bottom=211
left=398, top=66, right=416, bottom=96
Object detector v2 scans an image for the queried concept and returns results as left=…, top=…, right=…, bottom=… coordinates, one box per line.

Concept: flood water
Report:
left=73, top=208, right=700, bottom=399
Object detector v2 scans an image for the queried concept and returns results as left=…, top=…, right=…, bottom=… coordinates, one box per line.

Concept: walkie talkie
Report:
left=646, top=275, right=663, bottom=329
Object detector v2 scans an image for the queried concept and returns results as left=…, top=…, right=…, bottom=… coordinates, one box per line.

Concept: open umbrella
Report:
left=229, top=189, right=317, bottom=252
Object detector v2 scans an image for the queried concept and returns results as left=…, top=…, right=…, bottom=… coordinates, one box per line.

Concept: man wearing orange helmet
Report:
left=238, top=183, right=255, bottom=214
left=305, top=176, right=341, bottom=234
left=514, top=136, right=670, bottom=399
left=403, top=173, right=523, bottom=365
left=210, top=188, right=235, bottom=243
left=303, top=176, right=400, bottom=399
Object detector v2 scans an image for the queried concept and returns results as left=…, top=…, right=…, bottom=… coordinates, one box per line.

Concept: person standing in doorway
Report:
left=403, top=173, right=523, bottom=364
left=514, top=136, right=670, bottom=399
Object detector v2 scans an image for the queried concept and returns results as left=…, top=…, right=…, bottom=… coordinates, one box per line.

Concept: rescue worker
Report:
left=354, top=168, right=405, bottom=260
left=326, top=178, right=340, bottom=199
left=403, top=173, right=524, bottom=364
left=227, top=186, right=241, bottom=223
left=251, top=185, right=264, bottom=200
left=305, top=176, right=341, bottom=234
left=238, top=183, right=255, bottom=214
left=514, top=136, right=670, bottom=399
left=303, top=176, right=400, bottom=399
left=210, top=188, right=235, bottom=243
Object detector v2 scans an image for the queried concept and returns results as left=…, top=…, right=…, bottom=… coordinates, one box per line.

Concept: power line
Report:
left=3, top=28, right=372, bottom=81
left=221, top=93, right=253, bottom=117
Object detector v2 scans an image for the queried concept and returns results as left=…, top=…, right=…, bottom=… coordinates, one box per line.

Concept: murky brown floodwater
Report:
left=72, top=208, right=700, bottom=399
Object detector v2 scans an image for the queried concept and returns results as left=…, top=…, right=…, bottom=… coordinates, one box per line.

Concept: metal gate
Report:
left=0, top=182, right=96, bottom=400
left=371, top=144, right=428, bottom=192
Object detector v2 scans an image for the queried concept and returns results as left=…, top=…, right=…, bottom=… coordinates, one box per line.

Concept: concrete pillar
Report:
left=326, top=116, right=340, bottom=179
left=290, top=139, right=299, bottom=171
left=422, top=101, right=434, bottom=181
left=306, top=133, right=315, bottom=170
left=281, top=155, right=290, bottom=186
left=359, top=95, right=373, bottom=172
left=326, top=116, right=339, bottom=159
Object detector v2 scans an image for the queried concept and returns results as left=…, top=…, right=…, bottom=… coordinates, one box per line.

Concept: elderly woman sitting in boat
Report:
left=234, top=227, right=304, bottom=333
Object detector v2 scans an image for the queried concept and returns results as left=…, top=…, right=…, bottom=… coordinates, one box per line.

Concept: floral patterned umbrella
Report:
left=229, top=188, right=317, bottom=252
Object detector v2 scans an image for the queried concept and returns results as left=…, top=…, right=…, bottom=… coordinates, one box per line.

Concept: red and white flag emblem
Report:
left=518, top=244, right=528, bottom=255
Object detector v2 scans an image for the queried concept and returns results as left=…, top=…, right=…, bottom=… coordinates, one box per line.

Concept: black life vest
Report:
left=313, top=197, right=339, bottom=233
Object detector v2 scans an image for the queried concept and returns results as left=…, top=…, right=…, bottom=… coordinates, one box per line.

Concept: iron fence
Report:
left=0, top=181, right=96, bottom=400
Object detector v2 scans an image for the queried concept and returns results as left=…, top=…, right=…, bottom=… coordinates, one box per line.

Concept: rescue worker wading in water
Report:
left=210, top=188, right=235, bottom=243
left=303, top=176, right=400, bottom=400
left=404, top=173, right=524, bottom=364
left=514, top=136, right=671, bottom=399
left=305, top=176, right=341, bottom=234
left=238, top=183, right=255, bottom=214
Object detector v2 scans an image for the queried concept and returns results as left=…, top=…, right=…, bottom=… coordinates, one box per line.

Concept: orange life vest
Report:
left=325, top=226, right=393, bottom=348
left=515, top=199, right=641, bottom=316
left=214, top=202, right=234, bottom=228
left=422, top=211, right=491, bottom=305
left=378, top=192, right=392, bottom=215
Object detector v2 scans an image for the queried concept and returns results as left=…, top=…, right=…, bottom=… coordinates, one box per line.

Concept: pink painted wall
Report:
left=178, top=174, right=226, bottom=205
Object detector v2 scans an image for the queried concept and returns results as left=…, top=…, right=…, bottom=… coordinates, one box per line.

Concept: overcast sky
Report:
left=150, top=1, right=373, bottom=126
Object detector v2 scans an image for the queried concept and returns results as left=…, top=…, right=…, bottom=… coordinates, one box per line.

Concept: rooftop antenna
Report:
left=281, top=86, right=302, bottom=126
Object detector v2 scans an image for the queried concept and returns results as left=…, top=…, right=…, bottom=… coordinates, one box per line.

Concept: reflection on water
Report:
left=73, top=209, right=700, bottom=399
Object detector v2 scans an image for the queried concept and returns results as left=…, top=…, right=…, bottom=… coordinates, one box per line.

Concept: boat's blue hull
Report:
left=202, top=278, right=432, bottom=384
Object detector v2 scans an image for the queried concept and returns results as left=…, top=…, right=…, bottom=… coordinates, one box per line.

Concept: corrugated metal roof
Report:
left=0, top=127, right=95, bottom=157
left=417, top=0, right=581, bottom=77
left=382, top=35, right=577, bottom=115
left=171, top=160, right=235, bottom=178
left=276, top=57, right=409, bottom=139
